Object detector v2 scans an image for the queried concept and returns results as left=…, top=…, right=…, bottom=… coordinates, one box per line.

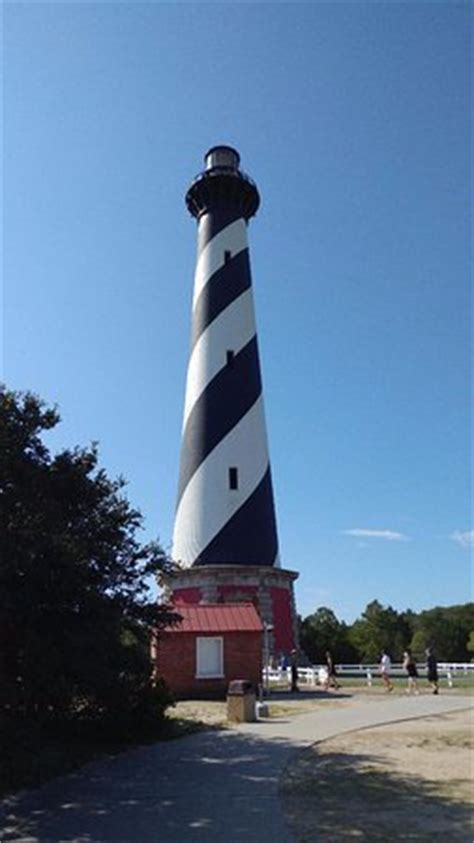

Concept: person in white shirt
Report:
left=380, top=649, right=394, bottom=692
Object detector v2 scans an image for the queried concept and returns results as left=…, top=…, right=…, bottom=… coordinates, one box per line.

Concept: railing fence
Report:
left=263, top=662, right=473, bottom=688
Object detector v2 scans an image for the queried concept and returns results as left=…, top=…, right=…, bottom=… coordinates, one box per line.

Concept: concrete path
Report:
left=1, top=693, right=471, bottom=843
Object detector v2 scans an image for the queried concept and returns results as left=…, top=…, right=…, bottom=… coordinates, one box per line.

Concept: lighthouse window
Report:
left=229, top=467, right=239, bottom=490
left=224, top=250, right=232, bottom=264
left=226, top=350, right=235, bottom=367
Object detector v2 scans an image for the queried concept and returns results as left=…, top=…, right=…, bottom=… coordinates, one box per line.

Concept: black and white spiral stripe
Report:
left=172, top=212, right=279, bottom=568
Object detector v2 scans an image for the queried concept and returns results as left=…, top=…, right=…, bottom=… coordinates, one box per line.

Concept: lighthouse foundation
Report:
left=163, top=565, right=299, bottom=659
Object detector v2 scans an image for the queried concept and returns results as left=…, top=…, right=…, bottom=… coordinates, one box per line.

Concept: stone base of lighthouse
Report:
left=163, top=565, right=299, bottom=658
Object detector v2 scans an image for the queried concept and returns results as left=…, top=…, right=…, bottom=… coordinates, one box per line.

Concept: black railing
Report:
left=189, top=166, right=257, bottom=189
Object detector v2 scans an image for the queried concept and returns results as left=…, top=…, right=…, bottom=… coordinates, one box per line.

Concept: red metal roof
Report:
left=164, top=603, right=263, bottom=633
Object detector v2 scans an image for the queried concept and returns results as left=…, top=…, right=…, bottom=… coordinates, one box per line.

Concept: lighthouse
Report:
left=169, top=147, right=298, bottom=657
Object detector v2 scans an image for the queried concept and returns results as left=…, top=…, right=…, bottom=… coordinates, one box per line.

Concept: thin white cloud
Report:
left=450, top=530, right=474, bottom=548
left=343, top=528, right=410, bottom=542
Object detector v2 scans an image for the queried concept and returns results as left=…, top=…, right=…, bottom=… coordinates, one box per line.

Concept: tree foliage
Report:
left=0, top=386, right=178, bottom=729
left=347, top=600, right=411, bottom=662
left=467, top=631, right=474, bottom=655
left=408, top=605, right=474, bottom=661
left=300, top=599, right=473, bottom=664
left=299, top=606, right=357, bottom=664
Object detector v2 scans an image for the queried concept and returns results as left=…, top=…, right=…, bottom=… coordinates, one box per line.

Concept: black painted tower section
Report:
left=172, top=146, right=279, bottom=568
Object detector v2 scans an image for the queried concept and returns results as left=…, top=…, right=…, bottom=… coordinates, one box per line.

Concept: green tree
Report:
left=410, top=605, right=474, bottom=661
left=409, top=628, right=430, bottom=659
left=466, top=631, right=474, bottom=659
left=300, top=606, right=357, bottom=664
left=0, top=386, right=177, bottom=728
left=348, top=600, right=411, bottom=662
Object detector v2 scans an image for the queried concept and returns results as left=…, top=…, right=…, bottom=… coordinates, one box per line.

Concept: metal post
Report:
left=263, top=622, right=273, bottom=695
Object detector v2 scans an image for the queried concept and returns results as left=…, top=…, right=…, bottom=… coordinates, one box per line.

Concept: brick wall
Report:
left=217, top=585, right=259, bottom=604
left=167, top=567, right=298, bottom=661
left=156, top=630, right=263, bottom=699
left=271, top=586, right=295, bottom=654
left=173, top=587, right=202, bottom=604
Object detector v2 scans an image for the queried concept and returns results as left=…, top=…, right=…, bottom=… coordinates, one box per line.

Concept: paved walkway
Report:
left=1, top=693, right=471, bottom=843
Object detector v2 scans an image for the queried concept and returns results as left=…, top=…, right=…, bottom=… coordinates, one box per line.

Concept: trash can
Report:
left=226, top=679, right=257, bottom=723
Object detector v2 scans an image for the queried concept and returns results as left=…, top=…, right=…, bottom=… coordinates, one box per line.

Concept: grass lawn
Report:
left=294, top=675, right=474, bottom=694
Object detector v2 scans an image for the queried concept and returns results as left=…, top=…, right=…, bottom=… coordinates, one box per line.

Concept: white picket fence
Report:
left=264, top=662, right=473, bottom=688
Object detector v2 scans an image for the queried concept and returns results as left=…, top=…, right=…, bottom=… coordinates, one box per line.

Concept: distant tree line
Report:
left=0, top=386, right=179, bottom=736
left=299, top=600, right=474, bottom=665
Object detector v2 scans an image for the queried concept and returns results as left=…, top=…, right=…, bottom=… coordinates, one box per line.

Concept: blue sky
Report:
left=3, top=1, right=471, bottom=622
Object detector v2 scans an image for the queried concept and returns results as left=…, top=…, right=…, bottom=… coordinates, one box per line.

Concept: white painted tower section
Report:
left=172, top=146, right=280, bottom=570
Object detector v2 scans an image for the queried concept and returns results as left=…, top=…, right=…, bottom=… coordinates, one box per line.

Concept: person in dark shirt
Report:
left=403, top=649, right=419, bottom=694
left=426, top=647, right=439, bottom=694
left=290, top=649, right=299, bottom=692
left=324, top=650, right=340, bottom=690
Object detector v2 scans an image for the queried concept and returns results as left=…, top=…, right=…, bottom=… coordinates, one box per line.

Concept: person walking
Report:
left=324, top=650, right=340, bottom=690
left=403, top=649, right=419, bottom=694
left=290, top=649, right=299, bottom=692
left=426, top=647, right=439, bottom=694
left=380, top=648, right=394, bottom=692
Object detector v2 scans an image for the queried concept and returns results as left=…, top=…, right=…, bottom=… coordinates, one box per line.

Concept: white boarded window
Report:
left=196, top=636, right=224, bottom=678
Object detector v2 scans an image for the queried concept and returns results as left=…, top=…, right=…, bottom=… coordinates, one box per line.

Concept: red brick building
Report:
left=163, top=564, right=299, bottom=660
left=155, top=603, right=263, bottom=698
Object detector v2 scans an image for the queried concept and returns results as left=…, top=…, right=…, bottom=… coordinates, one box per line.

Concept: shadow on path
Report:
left=0, top=729, right=297, bottom=843
left=2, top=695, right=471, bottom=843
left=281, top=744, right=473, bottom=842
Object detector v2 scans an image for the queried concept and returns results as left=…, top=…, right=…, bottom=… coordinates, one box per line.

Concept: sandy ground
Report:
left=281, top=709, right=473, bottom=842
left=168, top=691, right=351, bottom=727
left=169, top=696, right=473, bottom=840
left=168, top=699, right=229, bottom=728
